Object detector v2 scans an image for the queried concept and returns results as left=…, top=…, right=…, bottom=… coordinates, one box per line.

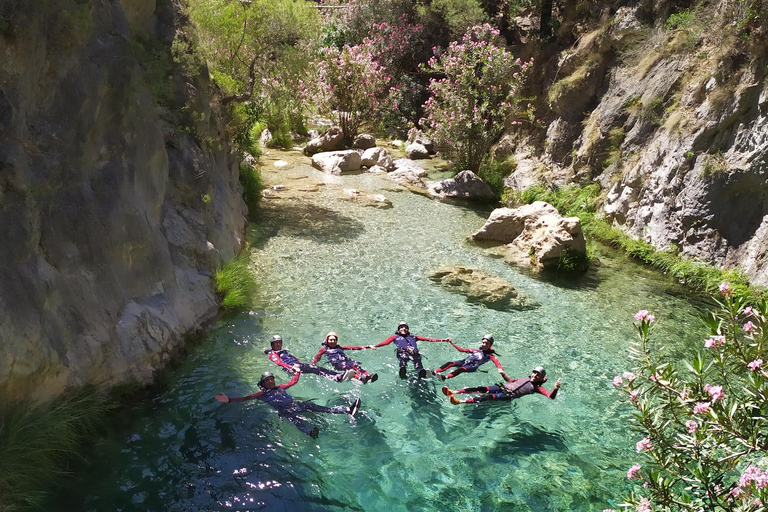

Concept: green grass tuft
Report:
left=215, top=254, right=256, bottom=311
left=0, top=388, right=112, bottom=511
left=239, top=162, right=263, bottom=221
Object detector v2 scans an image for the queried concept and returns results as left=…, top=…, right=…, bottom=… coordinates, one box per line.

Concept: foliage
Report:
left=238, top=161, right=262, bottom=221
left=611, top=291, right=768, bottom=511
left=311, top=44, right=391, bottom=143
left=427, top=0, right=490, bottom=41
left=422, top=24, right=531, bottom=173
left=478, top=157, right=515, bottom=199
left=185, top=0, right=319, bottom=150
left=588, top=217, right=759, bottom=303
left=666, top=9, right=694, bottom=31
left=215, top=253, right=256, bottom=311
left=513, top=183, right=601, bottom=222
left=0, top=389, right=111, bottom=511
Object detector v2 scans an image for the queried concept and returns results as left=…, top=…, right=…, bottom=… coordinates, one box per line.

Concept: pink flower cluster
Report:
left=743, top=321, right=756, bottom=334
left=719, top=282, right=732, bottom=296
left=693, top=402, right=711, bottom=415
left=685, top=419, right=697, bottom=433
left=704, top=335, right=725, bottom=349
left=749, top=359, right=763, bottom=371
left=636, top=437, right=653, bottom=452
left=738, top=465, right=768, bottom=491
left=634, top=310, right=656, bottom=322
left=704, top=384, right=724, bottom=401
left=627, top=463, right=642, bottom=479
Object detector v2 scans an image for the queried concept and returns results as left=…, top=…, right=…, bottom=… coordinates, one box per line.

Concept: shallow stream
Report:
left=50, top=148, right=710, bottom=511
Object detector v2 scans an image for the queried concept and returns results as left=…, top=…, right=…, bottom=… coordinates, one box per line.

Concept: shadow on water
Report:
left=250, top=201, right=366, bottom=248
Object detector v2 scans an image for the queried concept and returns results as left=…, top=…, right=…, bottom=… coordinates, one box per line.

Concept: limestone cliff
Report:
left=0, top=0, right=246, bottom=401
left=501, top=0, right=768, bottom=287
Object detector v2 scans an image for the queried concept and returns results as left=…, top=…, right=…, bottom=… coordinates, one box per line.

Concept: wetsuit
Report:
left=266, top=348, right=344, bottom=382
left=228, top=372, right=348, bottom=436
left=434, top=342, right=504, bottom=379
left=375, top=333, right=447, bottom=374
left=454, top=375, right=558, bottom=403
left=312, top=344, right=372, bottom=382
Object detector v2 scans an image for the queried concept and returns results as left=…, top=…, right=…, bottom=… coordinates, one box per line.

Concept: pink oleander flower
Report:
left=623, top=372, right=636, bottom=381
left=730, top=487, right=743, bottom=498
left=612, top=375, right=623, bottom=387
left=637, top=498, right=652, bottom=512
left=693, top=402, right=711, bottom=415
left=719, top=282, right=732, bottom=296
left=704, top=384, right=725, bottom=401
left=749, top=359, right=763, bottom=371
left=680, top=386, right=689, bottom=400
left=634, top=310, right=656, bottom=322
left=744, top=321, right=756, bottom=333
left=739, top=465, right=768, bottom=490
left=685, top=419, right=697, bottom=433
left=744, top=306, right=753, bottom=316
left=627, top=463, right=642, bottom=479
left=704, top=335, right=726, bottom=349
left=636, top=437, right=653, bottom=452
left=630, top=390, right=640, bottom=402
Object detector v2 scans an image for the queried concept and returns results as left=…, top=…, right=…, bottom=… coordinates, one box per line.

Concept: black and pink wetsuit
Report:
left=375, top=332, right=447, bottom=373
left=227, top=372, right=348, bottom=436
left=312, top=343, right=372, bottom=382
left=267, top=348, right=343, bottom=381
left=454, top=375, right=558, bottom=403
left=433, top=342, right=504, bottom=379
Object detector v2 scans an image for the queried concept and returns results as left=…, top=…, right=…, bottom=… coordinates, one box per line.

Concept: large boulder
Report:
left=388, top=159, right=428, bottom=187
left=405, top=142, right=430, bottom=159
left=472, top=202, right=586, bottom=269
left=472, top=202, right=559, bottom=243
left=428, top=266, right=537, bottom=310
left=428, top=170, right=495, bottom=202
left=311, top=150, right=362, bottom=174
left=360, top=147, right=394, bottom=170
left=303, top=126, right=345, bottom=155
left=353, top=133, right=376, bottom=149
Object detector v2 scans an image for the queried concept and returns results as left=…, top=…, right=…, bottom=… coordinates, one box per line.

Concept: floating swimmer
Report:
left=266, top=334, right=355, bottom=382
left=370, top=322, right=451, bottom=379
left=443, top=366, right=561, bottom=404
left=432, top=334, right=504, bottom=381
left=215, top=371, right=361, bottom=438
left=313, top=332, right=378, bottom=384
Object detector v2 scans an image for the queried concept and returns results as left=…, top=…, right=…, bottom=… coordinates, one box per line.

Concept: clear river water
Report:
left=49, top=148, right=710, bottom=511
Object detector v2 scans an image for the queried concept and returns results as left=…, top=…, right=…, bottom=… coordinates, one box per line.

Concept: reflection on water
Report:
left=49, top=148, right=710, bottom=511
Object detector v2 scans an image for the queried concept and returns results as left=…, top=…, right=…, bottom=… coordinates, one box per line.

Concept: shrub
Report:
left=611, top=289, right=768, bottom=511
left=238, top=162, right=262, bottom=221
left=422, top=24, right=531, bottom=173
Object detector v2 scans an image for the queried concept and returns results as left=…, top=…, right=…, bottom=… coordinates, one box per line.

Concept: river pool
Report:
left=49, top=147, right=710, bottom=511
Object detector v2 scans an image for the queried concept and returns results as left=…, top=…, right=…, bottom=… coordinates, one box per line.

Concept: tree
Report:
left=422, top=24, right=531, bottom=173
left=611, top=284, right=768, bottom=512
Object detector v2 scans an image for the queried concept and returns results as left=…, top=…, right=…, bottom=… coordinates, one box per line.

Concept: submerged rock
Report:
left=428, top=265, right=537, bottom=310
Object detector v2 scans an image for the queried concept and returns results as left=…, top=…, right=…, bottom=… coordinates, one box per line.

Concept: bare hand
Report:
left=555, top=379, right=562, bottom=389
left=292, top=364, right=301, bottom=371
left=367, top=345, right=377, bottom=350
left=444, top=338, right=452, bottom=342
left=215, top=393, right=230, bottom=403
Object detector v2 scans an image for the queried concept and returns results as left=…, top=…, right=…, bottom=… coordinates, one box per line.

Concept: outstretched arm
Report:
left=311, top=347, right=326, bottom=364
left=279, top=371, right=301, bottom=389
left=373, top=335, right=397, bottom=348
left=340, top=344, right=369, bottom=351
left=538, top=379, right=561, bottom=399
left=448, top=341, right=471, bottom=352
left=491, top=355, right=505, bottom=375
left=417, top=336, right=452, bottom=343
left=269, top=351, right=296, bottom=371
left=215, top=390, right=264, bottom=403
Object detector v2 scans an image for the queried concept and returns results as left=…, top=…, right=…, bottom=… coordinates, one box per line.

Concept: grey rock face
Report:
left=0, top=1, right=246, bottom=401
left=311, top=150, right=363, bottom=174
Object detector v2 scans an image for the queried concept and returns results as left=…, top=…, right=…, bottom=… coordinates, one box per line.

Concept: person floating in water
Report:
left=443, top=366, right=561, bottom=404
left=312, top=332, right=378, bottom=384
left=432, top=334, right=504, bottom=381
left=266, top=334, right=355, bottom=382
left=215, top=371, right=361, bottom=438
left=371, top=322, right=451, bottom=379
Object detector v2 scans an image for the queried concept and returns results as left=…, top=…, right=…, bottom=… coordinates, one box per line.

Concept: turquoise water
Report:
left=50, top=150, right=709, bottom=511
